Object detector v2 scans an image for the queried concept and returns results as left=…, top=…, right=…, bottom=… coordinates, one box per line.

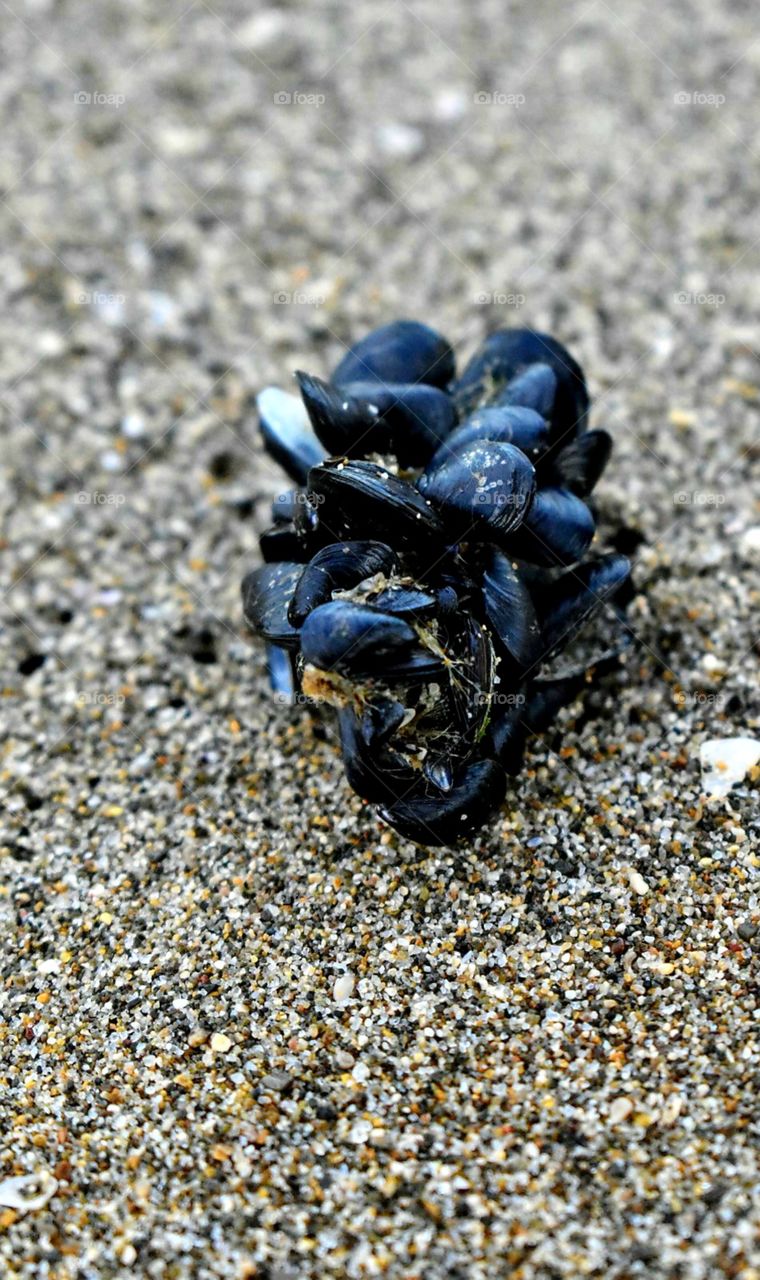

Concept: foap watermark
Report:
left=473, top=90, right=525, bottom=107
left=473, top=491, right=527, bottom=510
left=673, top=90, right=725, bottom=108
left=481, top=691, right=527, bottom=707
left=273, top=290, right=325, bottom=307
left=474, top=291, right=526, bottom=309
left=272, top=490, right=325, bottom=514
left=74, top=90, right=125, bottom=108
left=673, top=490, right=725, bottom=507
left=77, top=690, right=126, bottom=707
left=672, top=689, right=730, bottom=711
left=273, top=90, right=325, bottom=108
left=674, top=290, right=725, bottom=308
left=75, top=491, right=126, bottom=506
left=78, top=290, right=126, bottom=307
left=274, top=690, right=314, bottom=706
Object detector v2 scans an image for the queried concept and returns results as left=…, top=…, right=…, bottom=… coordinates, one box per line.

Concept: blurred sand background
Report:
left=1, top=0, right=759, bottom=1276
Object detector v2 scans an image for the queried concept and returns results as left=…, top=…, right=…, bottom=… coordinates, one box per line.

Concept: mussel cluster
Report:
left=242, top=322, right=631, bottom=846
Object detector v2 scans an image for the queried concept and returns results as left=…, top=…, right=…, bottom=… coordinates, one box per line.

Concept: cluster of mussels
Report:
left=242, top=322, right=631, bottom=846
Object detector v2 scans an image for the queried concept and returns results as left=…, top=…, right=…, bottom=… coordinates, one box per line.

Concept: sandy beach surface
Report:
left=1, top=0, right=759, bottom=1276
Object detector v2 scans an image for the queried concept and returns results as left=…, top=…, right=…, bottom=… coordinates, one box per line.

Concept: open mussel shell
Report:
left=289, top=540, right=397, bottom=626
left=360, top=697, right=407, bottom=746
left=308, top=459, right=446, bottom=551
left=428, top=405, right=550, bottom=470
left=451, top=329, right=589, bottom=437
left=506, top=487, right=595, bottom=566
left=536, top=553, right=630, bottom=656
left=423, top=757, right=454, bottom=792
left=487, top=650, right=624, bottom=775
left=487, top=687, right=529, bottom=775
left=480, top=546, right=541, bottom=668
left=241, top=562, right=302, bottom=649
left=378, top=758, right=507, bottom=846
left=519, top=650, right=628, bottom=737
left=418, top=441, right=536, bottom=541
left=332, top=319, right=455, bottom=390
left=445, top=613, right=495, bottom=755
left=300, top=600, right=445, bottom=681
left=338, top=706, right=422, bottom=805
left=257, top=387, right=327, bottom=484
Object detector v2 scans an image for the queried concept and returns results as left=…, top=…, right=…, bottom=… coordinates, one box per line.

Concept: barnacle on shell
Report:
left=242, top=321, right=632, bottom=846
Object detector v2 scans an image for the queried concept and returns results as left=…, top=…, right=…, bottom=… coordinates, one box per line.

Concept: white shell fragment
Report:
left=333, top=972, right=355, bottom=1005
left=700, top=737, right=760, bottom=797
left=0, top=1171, right=58, bottom=1214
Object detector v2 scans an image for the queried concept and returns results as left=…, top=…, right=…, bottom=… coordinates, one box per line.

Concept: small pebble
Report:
left=121, top=413, right=147, bottom=439
left=701, top=653, right=725, bottom=674
left=608, top=1097, right=633, bottom=1125
left=236, top=9, right=292, bottom=52
left=433, top=88, right=468, bottom=122
left=261, top=1071, right=291, bottom=1093
left=37, top=331, right=65, bottom=357
left=739, top=525, right=760, bottom=561
left=96, top=588, right=122, bottom=606
left=626, top=867, right=650, bottom=895
left=349, top=1119, right=372, bottom=1145
left=100, top=449, right=123, bottom=473
left=375, top=122, right=424, bottom=159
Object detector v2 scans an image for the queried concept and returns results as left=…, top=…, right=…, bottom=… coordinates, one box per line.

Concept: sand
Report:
left=1, top=0, right=759, bottom=1276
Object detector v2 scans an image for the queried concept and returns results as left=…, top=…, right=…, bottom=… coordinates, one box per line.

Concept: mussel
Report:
left=418, top=441, right=536, bottom=541
left=307, top=459, right=446, bottom=551
left=241, top=562, right=303, bottom=648
left=427, top=405, right=550, bottom=469
left=289, top=541, right=397, bottom=626
left=300, top=600, right=445, bottom=682
left=451, top=329, right=589, bottom=438
left=298, top=371, right=457, bottom=466
left=332, top=319, right=455, bottom=389
left=243, top=321, right=633, bottom=845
